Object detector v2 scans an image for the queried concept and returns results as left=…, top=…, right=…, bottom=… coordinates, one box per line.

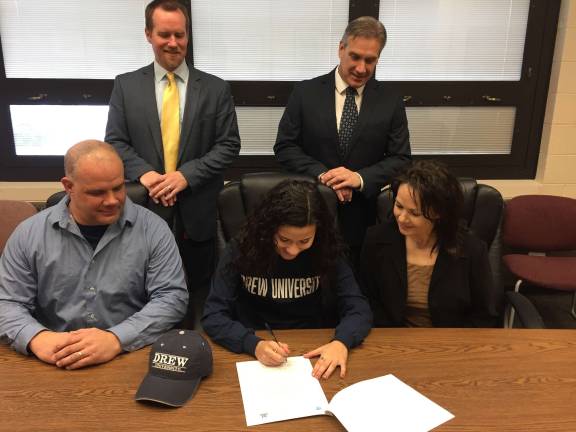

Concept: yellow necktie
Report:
left=161, top=72, right=180, bottom=173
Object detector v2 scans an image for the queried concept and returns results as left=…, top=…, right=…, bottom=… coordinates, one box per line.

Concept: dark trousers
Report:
left=179, top=236, right=215, bottom=329
left=338, top=194, right=375, bottom=272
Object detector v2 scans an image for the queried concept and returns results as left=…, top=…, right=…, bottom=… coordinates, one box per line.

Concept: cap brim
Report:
left=135, top=373, right=201, bottom=408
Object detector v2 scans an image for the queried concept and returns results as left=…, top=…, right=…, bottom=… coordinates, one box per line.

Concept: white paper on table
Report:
left=327, top=374, right=454, bottom=432
left=236, top=356, right=329, bottom=426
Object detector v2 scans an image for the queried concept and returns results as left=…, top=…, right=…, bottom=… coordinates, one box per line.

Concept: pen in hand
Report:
left=265, top=322, right=288, bottom=362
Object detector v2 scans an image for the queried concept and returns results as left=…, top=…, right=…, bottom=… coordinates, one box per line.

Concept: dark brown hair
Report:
left=393, top=159, right=464, bottom=255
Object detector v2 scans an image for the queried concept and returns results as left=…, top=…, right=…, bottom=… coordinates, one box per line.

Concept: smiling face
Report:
left=393, top=183, right=436, bottom=242
left=146, top=7, right=188, bottom=72
left=273, top=224, right=317, bottom=261
left=62, top=154, right=126, bottom=226
left=337, top=36, right=381, bottom=88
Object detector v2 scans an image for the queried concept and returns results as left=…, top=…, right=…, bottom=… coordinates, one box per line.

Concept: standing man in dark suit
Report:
left=105, top=0, right=240, bottom=301
left=274, top=16, right=411, bottom=264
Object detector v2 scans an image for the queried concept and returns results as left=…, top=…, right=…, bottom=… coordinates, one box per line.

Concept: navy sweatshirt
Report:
left=202, top=243, right=372, bottom=356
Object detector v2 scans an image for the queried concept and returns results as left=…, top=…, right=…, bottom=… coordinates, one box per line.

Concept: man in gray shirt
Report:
left=0, top=140, right=188, bottom=370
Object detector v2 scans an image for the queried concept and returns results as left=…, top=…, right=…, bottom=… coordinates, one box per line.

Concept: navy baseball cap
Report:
left=135, top=329, right=213, bottom=407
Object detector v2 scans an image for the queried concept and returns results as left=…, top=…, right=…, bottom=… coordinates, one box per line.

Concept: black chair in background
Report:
left=373, top=178, right=518, bottom=326
left=202, top=172, right=339, bottom=330
left=376, top=178, right=503, bottom=250
left=376, top=178, right=504, bottom=283
left=376, top=179, right=551, bottom=328
left=217, top=172, right=338, bottom=247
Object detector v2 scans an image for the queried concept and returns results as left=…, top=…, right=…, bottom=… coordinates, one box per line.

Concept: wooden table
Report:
left=1, top=328, right=575, bottom=431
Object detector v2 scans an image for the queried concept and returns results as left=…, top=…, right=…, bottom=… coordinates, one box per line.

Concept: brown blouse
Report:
left=404, top=263, right=434, bottom=327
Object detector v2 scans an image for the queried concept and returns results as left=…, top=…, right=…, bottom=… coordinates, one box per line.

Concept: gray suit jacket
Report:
left=105, top=63, right=240, bottom=241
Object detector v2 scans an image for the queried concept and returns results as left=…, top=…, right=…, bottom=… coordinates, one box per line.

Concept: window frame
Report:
left=0, top=0, right=560, bottom=181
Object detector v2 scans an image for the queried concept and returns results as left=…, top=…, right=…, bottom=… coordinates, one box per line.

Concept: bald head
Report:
left=61, top=140, right=126, bottom=226
left=64, top=140, right=123, bottom=179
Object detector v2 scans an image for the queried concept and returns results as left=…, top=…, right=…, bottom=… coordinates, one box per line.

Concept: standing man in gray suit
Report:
left=105, top=0, right=240, bottom=303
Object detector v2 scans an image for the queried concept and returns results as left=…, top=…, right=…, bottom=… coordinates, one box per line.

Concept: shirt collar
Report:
left=48, top=194, right=136, bottom=230
left=153, top=60, right=189, bottom=84
left=335, top=67, right=365, bottom=97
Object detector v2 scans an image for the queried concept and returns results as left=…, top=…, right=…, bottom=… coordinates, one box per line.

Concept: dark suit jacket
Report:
left=105, top=63, right=240, bottom=241
left=274, top=70, right=411, bottom=246
left=359, top=221, right=500, bottom=328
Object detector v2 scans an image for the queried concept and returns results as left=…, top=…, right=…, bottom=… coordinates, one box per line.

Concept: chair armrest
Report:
left=506, top=291, right=546, bottom=329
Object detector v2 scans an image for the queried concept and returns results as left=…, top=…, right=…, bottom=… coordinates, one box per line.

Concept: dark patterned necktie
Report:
left=338, top=86, right=358, bottom=157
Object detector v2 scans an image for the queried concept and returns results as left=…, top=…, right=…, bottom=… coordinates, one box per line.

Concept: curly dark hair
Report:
left=234, top=180, right=344, bottom=276
left=392, top=159, right=464, bottom=255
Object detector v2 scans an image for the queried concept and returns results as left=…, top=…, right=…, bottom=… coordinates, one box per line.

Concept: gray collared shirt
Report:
left=0, top=196, right=188, bottom=355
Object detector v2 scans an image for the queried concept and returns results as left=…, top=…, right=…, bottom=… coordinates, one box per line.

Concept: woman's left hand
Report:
left=303, top=340, right=348, bottom=379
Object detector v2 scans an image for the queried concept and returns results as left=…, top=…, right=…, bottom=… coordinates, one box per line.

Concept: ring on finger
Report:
left=77, top=351, right=83, bottom=358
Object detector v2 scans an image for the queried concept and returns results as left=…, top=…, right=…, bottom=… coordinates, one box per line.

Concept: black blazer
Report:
left=274, top=70, right=411, bottom=246
left=105, top=63, right=241, bottom=241
left=359, top=221, right=500, bottom=327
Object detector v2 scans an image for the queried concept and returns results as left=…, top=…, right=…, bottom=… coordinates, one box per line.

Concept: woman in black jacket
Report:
left=360, top=160, right=499, bottom=328
left=203, top=180, right=372, bottom=379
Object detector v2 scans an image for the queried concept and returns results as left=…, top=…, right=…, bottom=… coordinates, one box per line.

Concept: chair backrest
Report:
left=0, top=200, right=37, bottom=254
left=376, top=178, right=504, bottom=249
left=45, top=182, right=149, bottom=209
left=218, top=172, right=338, bottom=243
left=375, top=178, right=505, bottom=315
left=502, top=195, right=576, bottom=252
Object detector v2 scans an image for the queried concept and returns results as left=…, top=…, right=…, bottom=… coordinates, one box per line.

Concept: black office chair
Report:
left=217, top=172, right=338, bottom=246
left=201, top=172, right=340, bottom=331
left=376, top=178, right=503, bottom=249
left=45, top=182, right=149, bottom=208
left=375, top=178, right=543, bottom=327
left=375, top=178, right=505, bottom=286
